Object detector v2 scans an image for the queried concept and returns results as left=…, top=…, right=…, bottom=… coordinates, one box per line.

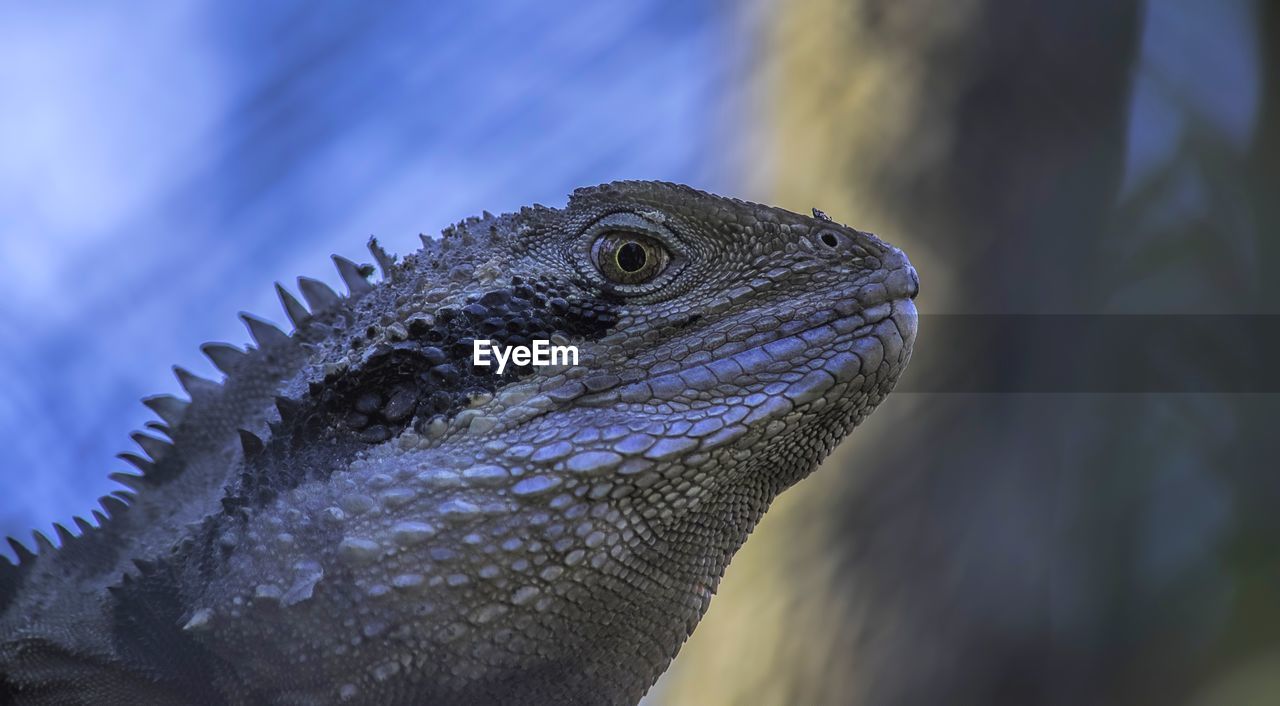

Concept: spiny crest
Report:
left=368, top=237, right=399, bottom=281
left=117, top=452, right=154, bottom=475
left=0, top=538, right=32, bottom=610
left=147, top=249, right=381, bottom=468
left=32, top=530, right=54, bottom=556
left=240, top=313, right=289, bottom=349
left=2, top=227, right=499, bottom=612
left=237, top=429, right=265, bottom=459
left=129, top=431, right=172, bottom=464
left=2, top=249, right=383, bottom=598
left=100, top=492, right=133, bottom=516
left=200, top=343, right=247, bottom=376
left=109, top=471, right=147, bottom=492
left=1, top=490, right=136, bottom=609
left=274, top=395, right=304, bottom=424
left=275, top=283, right=310, bottom=328
left=142, top=394, right=188, bottom=427
left=173, top=366, right=220, bottom=399
left=298, top=276, right=341, bottom=310
left=333, top=254, right=374, bottom=296
left=5, top=538, right=34, bottom=566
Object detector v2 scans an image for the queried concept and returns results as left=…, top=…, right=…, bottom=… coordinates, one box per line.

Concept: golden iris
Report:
left=591, top=231, right=670, bottom=285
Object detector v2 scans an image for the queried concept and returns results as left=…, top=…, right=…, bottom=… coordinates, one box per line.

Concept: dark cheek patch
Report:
left=330, top=275, right=619, bottom=441
left=224, top=276, right=619, bottom=513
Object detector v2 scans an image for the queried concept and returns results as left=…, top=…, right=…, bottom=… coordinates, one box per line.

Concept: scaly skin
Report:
left=0, top=181, right=918, bottom=705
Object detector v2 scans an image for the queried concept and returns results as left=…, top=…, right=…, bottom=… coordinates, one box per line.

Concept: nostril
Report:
left=819, top=232, right=839, bottom=248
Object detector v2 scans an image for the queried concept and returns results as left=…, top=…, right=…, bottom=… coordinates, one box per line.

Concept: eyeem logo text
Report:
left=472, top=339, right=579, bottom=375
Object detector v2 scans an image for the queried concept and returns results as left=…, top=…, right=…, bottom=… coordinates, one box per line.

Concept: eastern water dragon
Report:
left=0, top=181, right=918, bottom=705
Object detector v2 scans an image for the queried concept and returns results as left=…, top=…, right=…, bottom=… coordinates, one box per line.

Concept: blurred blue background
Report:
left=0, top=0, right=743, bottom=541
left=2, top=1, right=1276, bottom=704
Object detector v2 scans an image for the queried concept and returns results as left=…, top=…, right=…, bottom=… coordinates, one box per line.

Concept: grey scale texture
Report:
left=0, top=181, right=918, bottom=705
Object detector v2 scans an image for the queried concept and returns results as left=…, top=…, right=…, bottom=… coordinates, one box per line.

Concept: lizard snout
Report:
left=882, top=249, right=919, bottom=300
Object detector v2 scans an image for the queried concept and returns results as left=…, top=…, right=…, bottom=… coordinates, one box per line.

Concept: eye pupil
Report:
left=590, top=229, right=671, bottom=285
left=616, top=242, right=647, bottom=272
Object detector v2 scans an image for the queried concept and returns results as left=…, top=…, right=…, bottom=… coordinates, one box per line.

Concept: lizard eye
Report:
left=591, top=231, right=671, bottom=285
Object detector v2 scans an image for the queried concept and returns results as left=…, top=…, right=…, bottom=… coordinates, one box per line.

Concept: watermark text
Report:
left=473, top=339, right=579, bottom=375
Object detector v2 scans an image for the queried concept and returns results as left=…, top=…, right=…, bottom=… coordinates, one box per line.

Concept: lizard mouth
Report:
left=729, top=294, right=916, bottom=390
left=610, top=293, right=916, bottom=410
left=823, top=296, right=917, bottom=384
left=702, top=256, right=919, bottom=394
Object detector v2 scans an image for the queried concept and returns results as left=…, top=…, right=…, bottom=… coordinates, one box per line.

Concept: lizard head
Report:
left=0, top=182, right=915, bottom=705
left=175, top=181, right=917, bottom=702
left=336, top=180, right=919, bottom=527
left=409, top=179, right=920, bottom=505
left=533, top=180, right=920, bottom=494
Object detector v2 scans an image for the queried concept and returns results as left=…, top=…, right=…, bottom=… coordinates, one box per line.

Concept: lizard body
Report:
left=0, top=181, right=917, bottom=705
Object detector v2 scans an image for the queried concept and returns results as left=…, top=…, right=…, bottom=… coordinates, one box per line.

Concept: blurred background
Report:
left=0, top=1, right=1275, bottom=704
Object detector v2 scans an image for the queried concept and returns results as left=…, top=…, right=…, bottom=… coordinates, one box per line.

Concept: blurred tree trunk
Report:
left=660, top=1, right=1280, bottom=704
left=1190, top=2, right=1280, bottom=702
left=658, top=1, right=1155, bottom=704
left=1256, top=0, right=1280, bottom=312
